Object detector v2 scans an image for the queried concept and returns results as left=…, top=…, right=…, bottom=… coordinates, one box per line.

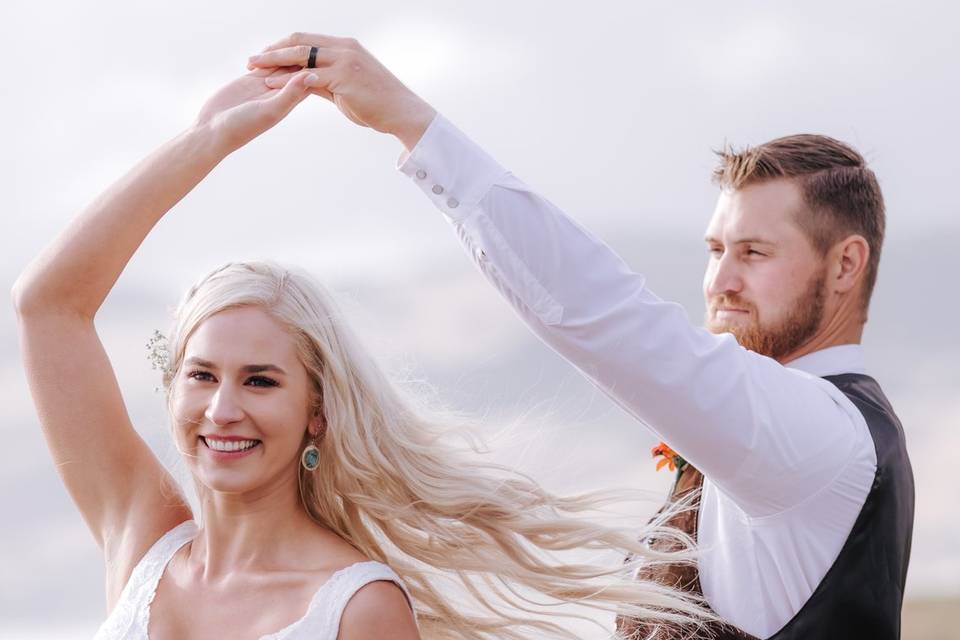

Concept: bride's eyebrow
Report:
left=243, top=364, right=287, bottom=375
left=184, top=357, right=287, bottom=375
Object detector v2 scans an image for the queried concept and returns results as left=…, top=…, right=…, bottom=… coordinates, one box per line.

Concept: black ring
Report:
left=307, top=46, right=318, bottom=69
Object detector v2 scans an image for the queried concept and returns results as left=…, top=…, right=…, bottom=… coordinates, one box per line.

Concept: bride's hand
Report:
left=195, top=66, right=318, bottom=153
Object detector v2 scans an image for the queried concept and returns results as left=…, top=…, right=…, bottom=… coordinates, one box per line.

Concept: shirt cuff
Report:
left=397, top=113, right=510, bottom=222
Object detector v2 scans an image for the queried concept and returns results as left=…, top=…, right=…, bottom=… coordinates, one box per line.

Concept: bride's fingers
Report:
left=264, top=70, right=334, bottom=101
left=262, top=69, right=317, bottom=112
left=263, top=71, right=293, bottom=87
left=269, top=65, right=301, bottom=77
left=248, top=45, right=336, bottom=70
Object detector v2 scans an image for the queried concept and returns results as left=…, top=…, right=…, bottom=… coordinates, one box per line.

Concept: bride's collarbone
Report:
left=147, top=552, right=344, bottom=640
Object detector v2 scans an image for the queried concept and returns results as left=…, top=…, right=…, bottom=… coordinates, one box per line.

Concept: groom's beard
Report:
left=706, top=268, right=827, bottom=361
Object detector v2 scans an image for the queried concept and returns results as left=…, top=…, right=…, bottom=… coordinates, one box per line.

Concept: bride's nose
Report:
left=205, top=384, right=245, bottom=425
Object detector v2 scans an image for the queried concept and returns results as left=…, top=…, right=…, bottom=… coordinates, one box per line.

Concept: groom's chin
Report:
left=705, top=318, right=743, bottom=336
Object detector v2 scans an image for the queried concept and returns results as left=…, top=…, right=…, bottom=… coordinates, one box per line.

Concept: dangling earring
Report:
left=302, top=408, right=323, bottom=472
left=301, top=442, right=320, bottom=471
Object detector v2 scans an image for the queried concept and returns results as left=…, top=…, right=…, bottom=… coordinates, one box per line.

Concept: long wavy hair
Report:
left=161, top=261, right=709, bottom=639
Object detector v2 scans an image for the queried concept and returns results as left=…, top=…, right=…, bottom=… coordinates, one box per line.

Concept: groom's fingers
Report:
left=260, top=32, right=344, bottom=53
left=247, top=65, right=301, bottom=78
left=249, top=45, right=338, bottom=71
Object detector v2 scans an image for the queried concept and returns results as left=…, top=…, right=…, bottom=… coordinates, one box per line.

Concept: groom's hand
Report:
left=247, top=33, right=437, bottom=150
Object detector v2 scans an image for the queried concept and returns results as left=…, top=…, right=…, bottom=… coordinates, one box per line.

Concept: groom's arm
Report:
left=397, top=114, right=874, bottom=517
left=246, top=36, right=874, bottom=517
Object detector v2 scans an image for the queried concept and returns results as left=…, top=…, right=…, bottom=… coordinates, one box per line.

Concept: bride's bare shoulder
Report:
left=339, top=579, right=419, bottom=640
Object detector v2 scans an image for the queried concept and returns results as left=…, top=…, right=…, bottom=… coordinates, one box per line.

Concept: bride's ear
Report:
left=308, top=406, right=325, bottom=438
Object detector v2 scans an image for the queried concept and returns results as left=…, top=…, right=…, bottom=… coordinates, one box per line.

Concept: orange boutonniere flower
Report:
left=651, top=442, right=687, bottom=473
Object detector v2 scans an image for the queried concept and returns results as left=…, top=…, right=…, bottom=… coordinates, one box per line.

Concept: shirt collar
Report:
left=784, top=344, right=867, bottom=377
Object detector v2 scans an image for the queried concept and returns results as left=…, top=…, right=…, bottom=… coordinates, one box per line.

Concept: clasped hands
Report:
left=248, top=32, right=437, bottom=149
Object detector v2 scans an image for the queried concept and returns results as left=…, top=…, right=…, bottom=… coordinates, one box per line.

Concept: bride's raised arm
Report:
left=11, top=67, right=317, bottom=609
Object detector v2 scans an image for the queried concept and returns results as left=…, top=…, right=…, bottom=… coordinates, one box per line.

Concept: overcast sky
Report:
left=2, top=1, right=959, bottom=637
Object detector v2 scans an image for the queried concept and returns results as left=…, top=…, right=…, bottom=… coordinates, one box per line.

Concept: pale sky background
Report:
left=2, top=0, right=959, bottom=637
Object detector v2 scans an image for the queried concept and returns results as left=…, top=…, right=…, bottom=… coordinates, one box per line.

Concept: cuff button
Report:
left=447, top=197, right=460, bottom=209
left=431, top=184, right=445, bottom=194
left=415, top=169, right=427, bottom=180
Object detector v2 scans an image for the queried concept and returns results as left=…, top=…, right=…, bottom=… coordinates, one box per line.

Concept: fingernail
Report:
left=305, top=73, right=319, bottom=85
left=248, top=54, right=261, bottom=61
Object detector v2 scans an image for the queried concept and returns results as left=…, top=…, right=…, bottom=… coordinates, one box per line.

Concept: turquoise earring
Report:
left=301, top=443, right=320, bottom=471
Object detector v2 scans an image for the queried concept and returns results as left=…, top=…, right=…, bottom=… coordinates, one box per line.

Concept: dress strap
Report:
left=93, top=519, right=197, bottom=639
left=322, top=561, right=416, bottom=632
left=265, top=560, right=415, bottom=638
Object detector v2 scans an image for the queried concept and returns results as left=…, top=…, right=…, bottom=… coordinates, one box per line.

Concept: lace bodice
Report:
left=93, top=521, right=413, bottom=639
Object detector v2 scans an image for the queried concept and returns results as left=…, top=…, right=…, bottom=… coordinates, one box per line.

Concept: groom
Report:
left=248, top=34, right=915, bottom=639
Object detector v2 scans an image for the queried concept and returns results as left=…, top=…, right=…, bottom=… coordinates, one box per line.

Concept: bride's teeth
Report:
left=204, top=438, right=258, bottom=452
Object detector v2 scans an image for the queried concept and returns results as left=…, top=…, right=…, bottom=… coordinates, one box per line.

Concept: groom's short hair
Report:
left=712, top=135, right=886, bottom=314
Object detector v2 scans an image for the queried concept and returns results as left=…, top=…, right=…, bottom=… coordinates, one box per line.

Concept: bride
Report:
left=13, top=63, right=704, bottom=639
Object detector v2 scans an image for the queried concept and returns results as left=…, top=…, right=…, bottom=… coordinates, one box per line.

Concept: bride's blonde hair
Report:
left=162, top=261, right=708, bottom=639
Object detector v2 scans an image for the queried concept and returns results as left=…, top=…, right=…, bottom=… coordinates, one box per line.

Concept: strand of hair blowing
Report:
left=164, top=262, right=712, bottom=640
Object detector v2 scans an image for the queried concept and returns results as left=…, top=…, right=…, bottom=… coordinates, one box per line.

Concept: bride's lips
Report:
left=199, top=435, right=262, bottom=460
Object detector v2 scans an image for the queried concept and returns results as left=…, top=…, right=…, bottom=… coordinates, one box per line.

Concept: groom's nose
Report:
left=705, top=253, right=745, bottom=299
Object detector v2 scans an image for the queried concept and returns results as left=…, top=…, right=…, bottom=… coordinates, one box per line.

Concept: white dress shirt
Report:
left=397, top=114, right=878, bottom=638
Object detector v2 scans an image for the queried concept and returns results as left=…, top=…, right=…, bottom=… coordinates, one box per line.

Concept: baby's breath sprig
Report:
left=146, top=329, right=170, bottom=374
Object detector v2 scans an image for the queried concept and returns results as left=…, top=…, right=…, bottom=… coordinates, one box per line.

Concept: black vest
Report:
left=618, top=374, right=915, bottom=639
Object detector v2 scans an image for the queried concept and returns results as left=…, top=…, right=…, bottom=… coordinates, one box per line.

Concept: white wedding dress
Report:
left=93, top=521, right=413, bottom=639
